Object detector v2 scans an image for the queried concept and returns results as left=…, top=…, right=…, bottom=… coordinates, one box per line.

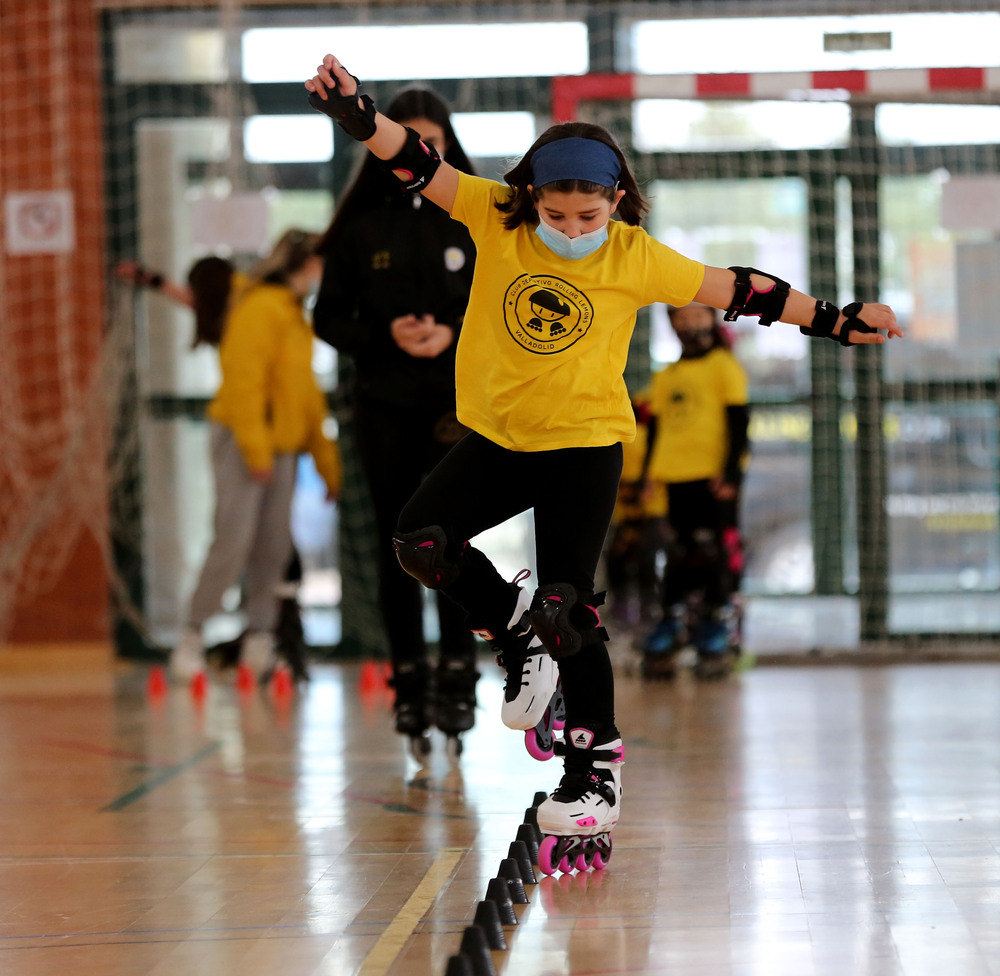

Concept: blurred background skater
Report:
left=312, top=88, right=478, bottom=760
left=639, top=303, right=750, bottom=680
left=163, top=229, right=341, bottom=683
left=604, top=400, right=666, bottom=631
left=116, top=255, right=314, bottom=682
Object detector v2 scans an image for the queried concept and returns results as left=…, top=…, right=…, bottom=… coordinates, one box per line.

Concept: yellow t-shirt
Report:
left=450, top=173, right=705, bottom=451
left=208, top=282, right=341, bottom=493
left=642, top=347, right=748, bottom=483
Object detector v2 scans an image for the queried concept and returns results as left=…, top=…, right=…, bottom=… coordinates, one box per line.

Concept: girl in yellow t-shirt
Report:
left=306, top=54, right=901, bottom=876
left=119, top=233, right=341, bottom=683
left=639, top=304, right=749, bottom=680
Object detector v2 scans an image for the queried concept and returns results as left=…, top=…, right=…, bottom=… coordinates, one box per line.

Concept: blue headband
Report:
left=531, top=137, right=622, bottom=188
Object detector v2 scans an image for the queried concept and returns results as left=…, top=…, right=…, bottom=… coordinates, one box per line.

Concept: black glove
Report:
left=307, top=69, right=378, bottom=142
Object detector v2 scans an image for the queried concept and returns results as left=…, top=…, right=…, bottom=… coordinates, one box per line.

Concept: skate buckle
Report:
left=576, top=816, right=598, bottom=828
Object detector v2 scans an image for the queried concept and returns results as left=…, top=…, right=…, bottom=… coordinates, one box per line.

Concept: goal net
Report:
left=4, top=0, right=999, bottom=656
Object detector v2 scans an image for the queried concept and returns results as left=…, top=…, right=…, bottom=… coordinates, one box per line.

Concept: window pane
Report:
left=115, top=25, right=227, bottom=83
left=635, top=99, right=849, bottom=152
left=452, top=112, right=535, bottom=159
left=631, top=12, right=1000, bottom=75
left=877, top=104, right=1000, bottom=147
left=244, top=115, right=333, bottom=163
left=243, top=24, right=587, bottom=83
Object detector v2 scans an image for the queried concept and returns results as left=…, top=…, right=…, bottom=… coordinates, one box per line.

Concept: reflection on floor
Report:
left=1, top=654, right=997, bottom=976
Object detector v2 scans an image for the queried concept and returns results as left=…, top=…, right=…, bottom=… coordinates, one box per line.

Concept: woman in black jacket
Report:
left=313, top=88, right=478, bottom=760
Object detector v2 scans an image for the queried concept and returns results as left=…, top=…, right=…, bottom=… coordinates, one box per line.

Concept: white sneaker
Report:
left=170, top=629, right=205, bottom=681
left=241, top=631, right=277, bottom=678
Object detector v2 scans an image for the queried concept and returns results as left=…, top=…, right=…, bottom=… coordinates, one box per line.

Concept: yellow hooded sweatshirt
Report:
left=208, top=281, right=341, bottom=493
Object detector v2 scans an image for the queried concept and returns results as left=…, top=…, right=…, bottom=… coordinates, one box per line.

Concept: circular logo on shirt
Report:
left=444, top=246, right=466, bottom=272
left=503, top=274, right=594, bottom=355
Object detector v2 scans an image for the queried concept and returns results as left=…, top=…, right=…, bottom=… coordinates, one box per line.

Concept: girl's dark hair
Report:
left=319, top=87, right=476, bottom=253
left=187, top=256, right=234, bottom=348
left=668, top=304, right=732, bottom=351
left=496, top=122, right=648, bottom=230
left=187, top=230, right=320, bottom=346
left=251, top=228, right=322, bottom=284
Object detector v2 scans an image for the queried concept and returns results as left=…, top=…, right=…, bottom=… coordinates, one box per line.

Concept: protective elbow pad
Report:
left=723, top=266, right=790, bottom=327
left=378, top=126, right=442, bottom=193
left=393, top=525, right=462, bottom=589
left=529, top=583, right=608, bottom=660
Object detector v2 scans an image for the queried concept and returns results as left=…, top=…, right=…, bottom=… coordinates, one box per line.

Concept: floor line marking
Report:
left=357, top=847, right=466, bottom=976
left=100, top=742, right=221, bottom=811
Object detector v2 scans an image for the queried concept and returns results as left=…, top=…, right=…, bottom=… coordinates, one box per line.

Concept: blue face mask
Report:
left=534, top=216, right=609, bottom=260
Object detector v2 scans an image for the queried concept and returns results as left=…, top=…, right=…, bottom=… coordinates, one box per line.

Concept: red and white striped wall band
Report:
left=553, top=68, right=1000, bottom=120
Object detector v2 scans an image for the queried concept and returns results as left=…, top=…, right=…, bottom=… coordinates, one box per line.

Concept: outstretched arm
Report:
left=695, top=265, right=901, bottom=345
left=305, top=55, right=459, bottom=213
left=115, top=260, right=194, bottom=308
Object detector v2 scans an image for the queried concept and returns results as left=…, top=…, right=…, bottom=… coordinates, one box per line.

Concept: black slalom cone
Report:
left=498, top=857, right=528, bottom=904
left=473, top=899, right=507, bottom=950
left=522, top=806, right=543, bottom=844
left=516, top=822, right=540, bottom=864
left=459, top=924, right=498, bottom=976
left=485, top=876, right=518, bottom=926
left=507, top=839, right=538, bottom=885
left=532, top=790, right=548, bottom=807
left=444, top=953, right=474, bottom=976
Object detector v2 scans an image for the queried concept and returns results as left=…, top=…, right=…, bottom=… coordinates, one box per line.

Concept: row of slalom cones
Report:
left=146, top=663, right=295, bottom=701
left=443, top=792, right=549, bottom=976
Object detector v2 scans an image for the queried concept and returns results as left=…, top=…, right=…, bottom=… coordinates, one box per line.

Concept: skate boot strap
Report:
left=553, top=740, right=624, bottom=765
left=550, top=766, right=619, bottom=805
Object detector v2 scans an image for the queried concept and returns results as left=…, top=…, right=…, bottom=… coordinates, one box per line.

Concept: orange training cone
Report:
left=236, top=663, right=256, bottom=693
left=270, top=665, right=294, bottom=699
left=146, top=665, right=168, bottom=698
left=189, top=670, right=208, bottom=701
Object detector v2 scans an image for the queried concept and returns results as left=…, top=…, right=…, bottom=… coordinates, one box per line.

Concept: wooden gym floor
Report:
left=0, top=645, right=998, bottom=976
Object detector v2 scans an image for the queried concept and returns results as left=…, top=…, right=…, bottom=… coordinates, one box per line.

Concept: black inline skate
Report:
left=639, top=604, right=685, bottom=680
left=433, top=657, right=479, bottom=760
left=692, top=599, right=742, bottom=680
left=389, top=660, right=432, bottom=762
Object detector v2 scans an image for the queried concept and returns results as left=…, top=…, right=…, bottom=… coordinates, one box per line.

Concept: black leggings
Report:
left=397, top=432, right=623, bottom=735
left=663, top=479, right=741, bottom=612
left=354, top=398, right=475, bottom=670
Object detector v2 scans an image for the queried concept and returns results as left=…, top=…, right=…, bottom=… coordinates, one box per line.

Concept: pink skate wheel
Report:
left=537, top=835, right=560, bottom=876
left=524, top=728, right=554, bottom=761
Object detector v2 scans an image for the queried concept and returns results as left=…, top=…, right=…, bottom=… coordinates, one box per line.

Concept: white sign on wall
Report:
left=5, top=190, right=76, bottom=254
left=941, top=177, right=1000, bottom=232
left=190, top=194, right=270, bottom=252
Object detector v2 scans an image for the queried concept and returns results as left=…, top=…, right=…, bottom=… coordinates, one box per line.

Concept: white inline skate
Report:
left=535, top=727, right=624, bottom=875
left=471, top=581, right=559, bottom=747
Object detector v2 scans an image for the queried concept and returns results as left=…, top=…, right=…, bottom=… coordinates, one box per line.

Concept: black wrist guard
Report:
left=837, top=301, right=877, bottom=346
left=800, top=299, right=839, bottom=339
left=133, top=266, right=164, bottom=289
left=378, top=126, right=442, bottom=193
left=307, top=71, right=377, bottom=141
left=723, top=266, right=790, bottom=327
